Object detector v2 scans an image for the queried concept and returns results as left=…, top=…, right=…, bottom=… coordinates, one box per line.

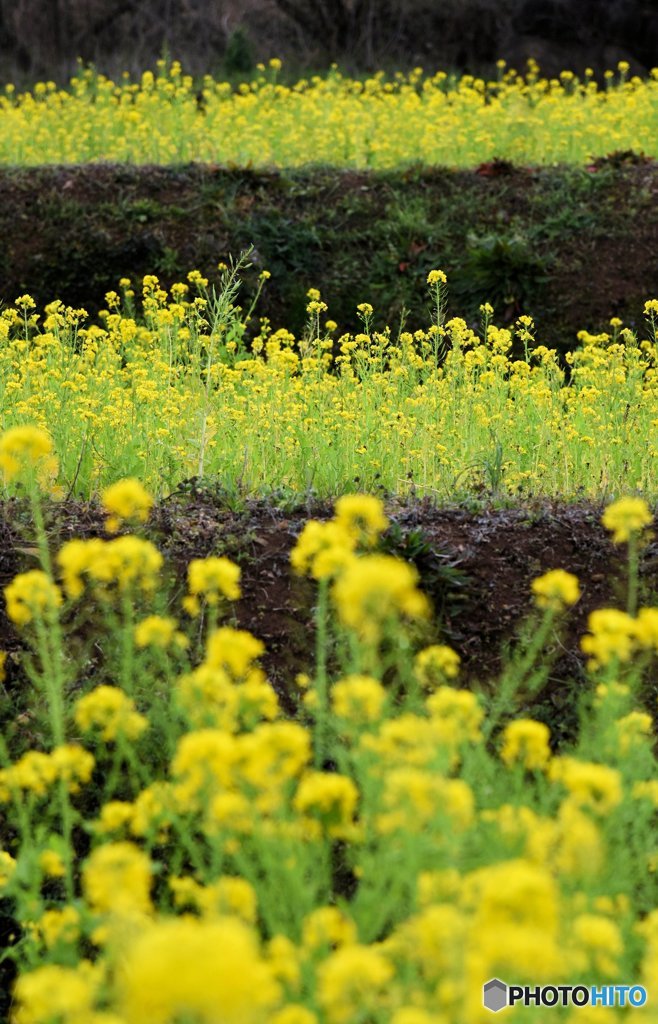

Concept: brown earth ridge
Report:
left=1, top=158, right=658, bottom=350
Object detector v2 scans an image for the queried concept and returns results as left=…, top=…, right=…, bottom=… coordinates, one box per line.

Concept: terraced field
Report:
left=2, top=61, right=658, bottom=1024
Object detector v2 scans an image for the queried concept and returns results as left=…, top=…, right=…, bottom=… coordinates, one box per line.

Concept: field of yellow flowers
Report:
left=2, top=263, right=658, bottom=502
left=1, top=59, right=657, bottom=167
left=4, top=52, right=658, bottom=1024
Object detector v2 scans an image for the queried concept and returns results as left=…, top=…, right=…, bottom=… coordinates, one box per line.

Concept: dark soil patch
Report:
left=0, top=494, right=653, bottom=754
left=2, top=162, right=658, bottom=351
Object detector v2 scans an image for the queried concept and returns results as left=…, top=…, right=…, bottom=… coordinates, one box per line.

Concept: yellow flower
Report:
left=171, top=729, right=240, bottom=805
left=361, top=713, right=457, bottom=769
left=270, top=1008, right=318, bottom=1024
left=12, top=962, right=100, bottom=1024
left=116, top=916, right=280, bottom=1024
left=602, top=496, right=652, bottom=543
left=0, top=850, right=16, bottom=888
left=317, top=945, right=393, bottom=1024
left=290, top=519, right=356, bottom=579
left=549, top=757, right=622, bottom=814
left=501, top=719, right=551, bottom=770
left=333, top=494, right=388, bottom=547
left=58, top=537, right=162, bottom=597
left=616, top=710, right=653, bottom=753
left=391, top=1010, right=447, bottom=1024
left=39, top=849, right=66, bottom=878
left=387, top=903, right=465, bottom=981
left=425, top=687, right=483, bottom=743
left=134, top=614, right=187, bottom=650
left=102, top=477, right=154, bottom=532
left=267, top=934, right=301, bottom=988
left=50, top=744, right=95, bottom=793
left=580, top=608, right=637, bottom=669
left=56, top=538, right=107, bottom=599
left=633, top=780, right=658, bottom=806
left=83, top=841, right=153, bottom=916
left=302, top=906, right=358, bottom=951
left=427, top=269, right=447, bottom=286
left=37, top=905, right=81, bottom=948
left=376, top=768, right=474, bottom=834
left=187, top=556, right=241, bottom=605
left=332, top=554, right=430, bottom=641
left=572, top=913, right=622, bottom=975
left=170, top=875, right=258, bottom=923
left=531, top=569, right=581, bottom=611
left=176, top=665, right=239, bottom=731
left=331, top=674, right=386, bottom=724
left=293, top=771, right=359, bottom=839
left=93, top=800, right=135, bottom=835
left=414, top=645, right=461, bottom=687
left=205, top=627, right=264, bottom=677
left=206, top=791, right=254, bottom=835
left=0, top=750, right=57, bottom=799
left=4, top=570, right=63, bottom=626
left=633, top=607, right=658, bottom=652
left=74, top=686, right=149, bottom=742
left=0, top=425, right=54, bottom=483
left=89, top=536, right=163, bottom=592
left=462, top=858, right=558, bottom=934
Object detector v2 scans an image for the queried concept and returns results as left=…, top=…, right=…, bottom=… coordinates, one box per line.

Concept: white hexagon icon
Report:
left=483, top=978, right=508, bottom=1012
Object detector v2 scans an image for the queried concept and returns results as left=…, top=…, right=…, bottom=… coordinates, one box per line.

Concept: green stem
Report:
left=628, top=533, right=639, bottom=617
left=30, top=486, right=67, bottom=747
left=314, top=579, right=329, bottom=769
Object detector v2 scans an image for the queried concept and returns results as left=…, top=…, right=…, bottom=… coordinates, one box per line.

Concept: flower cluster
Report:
left=1, top=61, right=657, bottom=168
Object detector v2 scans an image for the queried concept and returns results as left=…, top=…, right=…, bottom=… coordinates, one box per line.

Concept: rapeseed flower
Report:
left=116, top=916, right=280, bottom=1024
left=0, top=424, right=54, bottom=484
left=0, top=850, right=16, bottom=888
left=616, top=710, right=653, bottom=753
left=332, top=554, right=429, bottom=641
left=37, top=905, right=81, bottom=949
left=415, top=645, right=461, bottom=687
left=333, top=494, right=388, bottom=546
left=12, top=962, right=100, bottom=1024
left=302, top=906, right=358, bottom=951
left=531, top=569, right=581, bottom=611
left=425, top=687, right=483, bottom=743
left=331, top=674, right=386, bottom=724
left=102, top=477, right=154, bottom=532
left=549, top=758, right=623, bottom=814
left=205, top=626, right=264, bottom=677
left=83, top=841, right=153, bottom=916
left=38, top=849, right=66, bottom=878
left=134, top=614, right=188, bottom=649
left=377, top=769, right=474, bottom=834
left=184, top=555, right=241, bottom=614
left=74, top=686, right=149, bottom=742
left=580, top=608, right=637, bottom=669
left=602, top=496, right=653, bottom=543
left=293, top=771, right=359, bottom=839
left=57, top=536, right=162, bottom=597
left=290, top=520, right=356, bottom=580
left=501, top=718, right=551, bottom=770
left=4, top=570, right=63, bottom=626
left=317, top=945, right=393, bottom=1024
